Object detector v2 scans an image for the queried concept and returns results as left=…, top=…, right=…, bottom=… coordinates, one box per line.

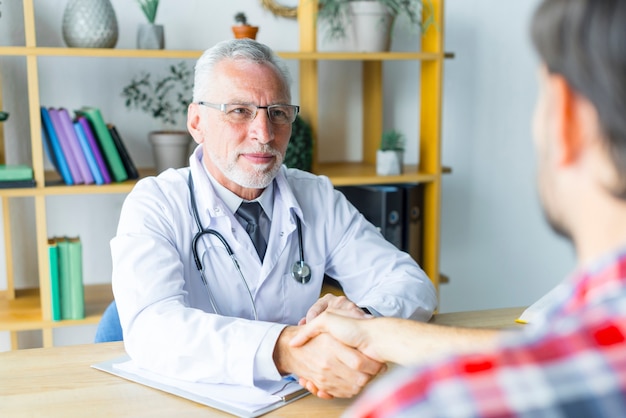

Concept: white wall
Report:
left=0, top=0, right=575, bottom=349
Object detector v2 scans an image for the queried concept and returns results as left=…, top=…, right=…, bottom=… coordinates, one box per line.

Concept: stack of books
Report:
left=40, top=106, right=139, bottom=185
left=0, top=164, right=35, bottom=188
left=48, top=237, right=85, bottom=320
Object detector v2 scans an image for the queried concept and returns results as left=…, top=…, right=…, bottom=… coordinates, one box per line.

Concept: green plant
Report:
left=234, top=12, right=249, bottom=25
left=122, top=61, right=193, bottom=128
left=380, top=129, right=405, bottom=151
left=136, top=0, right=159, bottom=24
left=284, top=115, right=314, bottom=171
left=317, top=0, right=435, bottom=40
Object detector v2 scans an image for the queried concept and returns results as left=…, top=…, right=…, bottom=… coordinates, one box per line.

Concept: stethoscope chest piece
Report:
left=291, top=261, right=311, bottom=284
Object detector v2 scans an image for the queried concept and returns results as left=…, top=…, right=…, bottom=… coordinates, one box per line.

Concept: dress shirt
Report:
left=111, top=145, right=437, bottom=386
left=346, top=247, right=626, bottom=417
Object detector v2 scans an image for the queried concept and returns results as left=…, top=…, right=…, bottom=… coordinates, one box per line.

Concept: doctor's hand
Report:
left=298, top=293, right=369, bottom=326
left=290, top=310, right=384, bottom=363
left=273, top=325, right=386, bottom=399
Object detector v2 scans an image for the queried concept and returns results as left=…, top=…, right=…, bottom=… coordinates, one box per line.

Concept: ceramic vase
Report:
left=232, top=25, right=259, bottom=40
left=149, top=131, right=193, bottom=173
left=62, top=0, right=118, bottom=48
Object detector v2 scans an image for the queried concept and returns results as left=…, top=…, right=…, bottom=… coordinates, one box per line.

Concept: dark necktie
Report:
left=237, top=202, right=267, bottom=261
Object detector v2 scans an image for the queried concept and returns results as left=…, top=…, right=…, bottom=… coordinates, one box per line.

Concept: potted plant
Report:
left=317, top=0, right=435, bottom=51
left=232, top=12, right=259, bottom=40
left=284, top=115, right=314, bottom=172
left=136, top=0, right=164, bottom=49
left=121, top=61, right=193, bottom=173
left=376, top=129, right=405, bottom=175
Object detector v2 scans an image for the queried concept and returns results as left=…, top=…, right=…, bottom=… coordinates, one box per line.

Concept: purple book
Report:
left=77, top=116, right=112, bottom=184
left=58, top=108, right=94, bottom=184
left=48, top=108, right=83, bottom=184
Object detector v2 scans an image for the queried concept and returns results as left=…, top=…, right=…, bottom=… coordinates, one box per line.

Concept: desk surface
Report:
left=0, top=307, right=524, bottom=417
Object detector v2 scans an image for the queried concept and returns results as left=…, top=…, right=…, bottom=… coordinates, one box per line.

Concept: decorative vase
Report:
left=149, top=131, right=193, bottom=173
left=232, top=25, right=259, bottom=40
left=62, top=0, right=118, bottom=48
left=137, top=23, right=165, bottom=50
left=348, top=1, right=394, bottom=52
left=376, top=150, right=404, bottom=176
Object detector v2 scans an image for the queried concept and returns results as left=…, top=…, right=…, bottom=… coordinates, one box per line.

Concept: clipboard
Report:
left=92, top=355, right=309, bottom=418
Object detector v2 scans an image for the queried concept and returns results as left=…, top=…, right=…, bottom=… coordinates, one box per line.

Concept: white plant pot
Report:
left=149, top=131, right=193, bottom=173
left=137, top=23, right=164, bottom=49
left=348, top=1, right=394, bottom=52
left=376, top=150, right=403, bottom=176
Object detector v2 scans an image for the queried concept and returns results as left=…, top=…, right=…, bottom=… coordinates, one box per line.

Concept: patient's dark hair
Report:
left=531, top=0, right=626, bottom=197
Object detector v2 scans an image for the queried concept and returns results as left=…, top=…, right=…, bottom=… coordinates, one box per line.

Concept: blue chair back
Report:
left=94, top=300, right=123, bottom=342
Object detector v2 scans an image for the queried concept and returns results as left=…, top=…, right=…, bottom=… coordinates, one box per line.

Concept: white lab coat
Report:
left=111, top=146, right=437, bottom=386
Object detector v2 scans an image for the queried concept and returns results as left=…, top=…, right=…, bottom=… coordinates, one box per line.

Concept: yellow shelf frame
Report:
left=1, top=0, right=447, bottom=348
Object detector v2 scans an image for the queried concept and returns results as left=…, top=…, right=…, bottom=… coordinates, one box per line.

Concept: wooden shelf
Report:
left=0, top=284, right=113, bottom=332
left=0, top=0, right=447, bottom=349
left=0, top=46, right=452, bottom=62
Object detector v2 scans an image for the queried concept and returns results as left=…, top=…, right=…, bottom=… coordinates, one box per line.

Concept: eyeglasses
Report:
left=197, top=102, right=299, bottom=125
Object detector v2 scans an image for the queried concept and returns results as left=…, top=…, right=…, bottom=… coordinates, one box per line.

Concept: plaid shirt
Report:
left=346, top=249, right=626, bottom=417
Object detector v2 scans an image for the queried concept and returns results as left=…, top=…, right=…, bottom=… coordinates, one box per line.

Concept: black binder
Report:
left=337, top=184, right=424, bottom=264
left=337, top=185, right=404, bottom=249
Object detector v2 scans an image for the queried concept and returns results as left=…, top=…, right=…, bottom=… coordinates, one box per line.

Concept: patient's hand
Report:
left=298, top=293, right=369, bottom=325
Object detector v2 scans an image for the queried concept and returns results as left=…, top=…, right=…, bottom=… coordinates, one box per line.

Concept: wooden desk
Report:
left=0, top=307, right=525, bottom=417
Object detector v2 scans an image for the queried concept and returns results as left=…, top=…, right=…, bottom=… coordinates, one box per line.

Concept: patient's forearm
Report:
left=363, top=318, right=500, bottom=366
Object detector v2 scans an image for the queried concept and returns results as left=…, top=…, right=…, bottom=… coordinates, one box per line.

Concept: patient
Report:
left=292, top=0, right=626, bottom=415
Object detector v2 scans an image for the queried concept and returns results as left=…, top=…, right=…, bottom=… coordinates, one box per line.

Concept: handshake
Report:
left=273, top=293, right=418, bottom=399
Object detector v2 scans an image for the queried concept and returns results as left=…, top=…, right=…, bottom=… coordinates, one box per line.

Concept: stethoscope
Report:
left=188, top=173, right=311, bottom=320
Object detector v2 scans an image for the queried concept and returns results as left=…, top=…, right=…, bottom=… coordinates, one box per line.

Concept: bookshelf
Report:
left=0, top=0, right=446, bottom=349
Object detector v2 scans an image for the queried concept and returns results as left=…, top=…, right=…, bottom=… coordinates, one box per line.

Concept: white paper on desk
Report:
left=91, top=355, right=309, bottom=418
left=517, top=282, right=569, bottom=324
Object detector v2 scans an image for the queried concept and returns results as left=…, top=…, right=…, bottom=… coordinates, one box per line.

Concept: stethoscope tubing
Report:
left=187, top=172, right=310, bottom=320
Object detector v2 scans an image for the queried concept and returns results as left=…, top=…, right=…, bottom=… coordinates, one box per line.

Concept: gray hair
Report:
left=192, top=38, right=292, bottom=102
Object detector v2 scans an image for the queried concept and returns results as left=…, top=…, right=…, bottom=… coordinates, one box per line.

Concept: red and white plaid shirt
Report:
left=346, top=249, right=626, bottom=417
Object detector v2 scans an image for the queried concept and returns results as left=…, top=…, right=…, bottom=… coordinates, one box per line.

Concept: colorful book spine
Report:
left=41, top=106, right=73, bottom=185
left=77, top=116, right=112, bottom=184
left=57, top=236, right=85, bottom=320
left=0, top=164, right=33, bottom=181
left=48, top=108, right=82, bottom=184
left=73, top=121, right=104, bottom=185
left=108, top=124, right=139, bottom=179
left=76, top=107, right=128, bottom=182
left=48, top=238, right=62, bottom=321
left=58, top=108, right=94, bottom=184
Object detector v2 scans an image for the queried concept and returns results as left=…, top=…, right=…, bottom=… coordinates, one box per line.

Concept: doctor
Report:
left=111, top=38, right=437, bottom=398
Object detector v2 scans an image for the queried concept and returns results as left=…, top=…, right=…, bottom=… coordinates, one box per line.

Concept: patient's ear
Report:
left=551, top=74, right=585, bottom=166
left=187, top=103, right=204, bottom=144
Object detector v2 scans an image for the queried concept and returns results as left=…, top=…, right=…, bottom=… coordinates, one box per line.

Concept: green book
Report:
left=57, top=236, right=85, bottom=320
left=47, top=238, right=61, bottom=321
left=0, top=164, right=33, bottom=181
left=75, top=107, right=128, bottom=182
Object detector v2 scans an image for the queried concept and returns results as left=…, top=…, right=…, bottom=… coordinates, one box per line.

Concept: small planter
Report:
left=149, top=131, right=193, bottom=173
left=348, top=1, right=394, bottom=52
left=232, top=25, right=259, bottom=40
left=137, top=23, right=164, bottom=49
left=376, top=150, right=404, bottom=176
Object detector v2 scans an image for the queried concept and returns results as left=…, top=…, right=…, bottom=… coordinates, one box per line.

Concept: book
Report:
left=58, top=108, right=94, bottom=184
left=57, top=236, right=85, bottom=320
left=73, top=120, right=104, bottom=185
left=48, top=108, right=83, bottom=184
left=77, top=116, right=112, bottom=184
left=0, top=179, right=36, bottom=189
left=0, top=164, right=33, bottom=181
left=48, top=238, right=62, bottom=321
left=41, top=106, right=73, bottom=185
left=75, top=107, right=128, bottom=182
left=92, top=355, right=309, bottom=418
left=108, top=124, right=139, bottom=179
